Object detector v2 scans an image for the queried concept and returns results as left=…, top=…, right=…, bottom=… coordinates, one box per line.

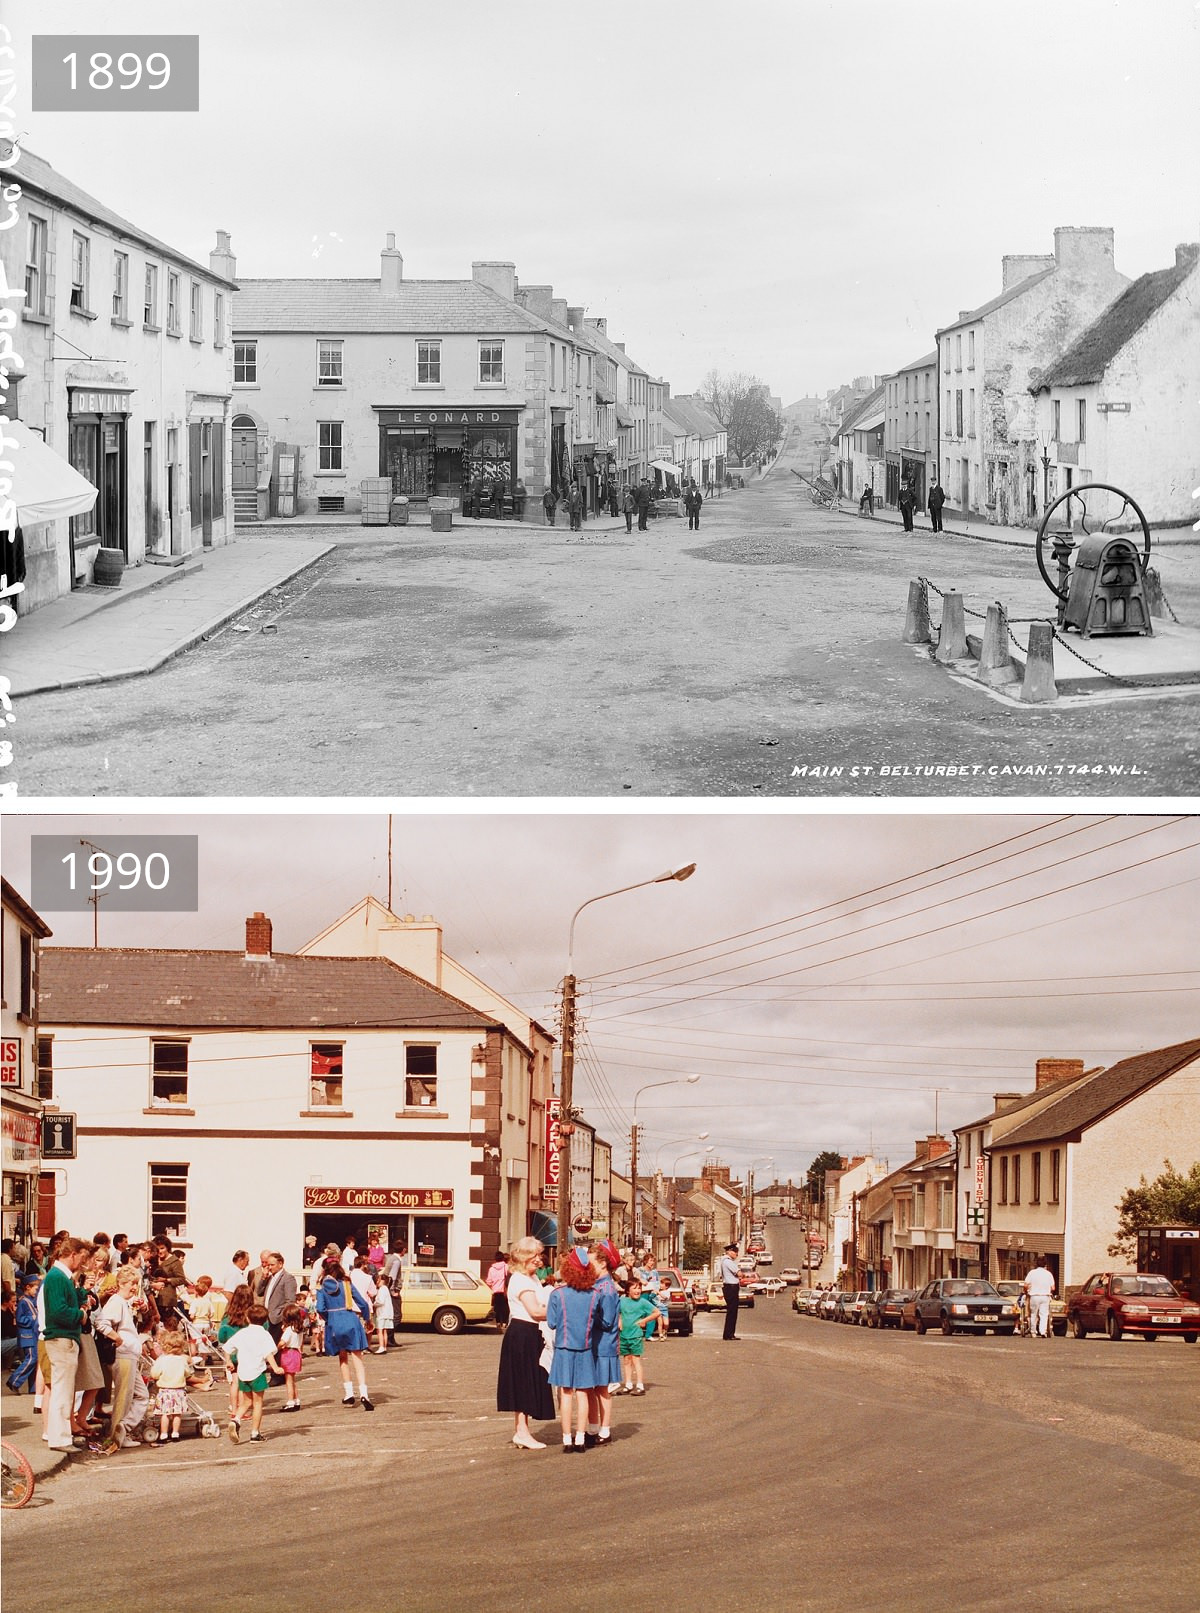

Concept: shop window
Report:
left=150, top=1162, right=188, bottom=1241
left=167, top=271, right=181, bottom=334
left=144, top=263, right=158, bottom=327
left=404, top=1044, right=438, bottom=1108
left=113, top=251, right=129, bottom=320
left=318, top=421, right=343, bottom=472
left=71, top=232, right=90, bottom=311
left=317, top=339, right=343, bottom=387
left=478, top=340, right=504, bottom=385
left=26, top=216, right=47, bottom=316
left=35, top=1036, right=53, bottom=1101
left=189, top=281, right=203, bottom=341
left=234, top=341, right=257, bottom=385
left=151, top=1040, right=189, bottom=1105
left=310, top=1043, right=344, bottom=1107
left=417, top=340, right=441, bottom=385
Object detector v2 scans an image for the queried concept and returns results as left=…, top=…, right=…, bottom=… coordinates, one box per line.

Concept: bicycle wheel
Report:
left=1, top=1441, right=35, bottom=1509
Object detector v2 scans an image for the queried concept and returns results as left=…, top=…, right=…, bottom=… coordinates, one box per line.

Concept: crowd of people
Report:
left=0, top=1229, right=412, bottom=1456
left=496, top=1236, right=680, bottom=1453
left=2, top=1228, right=707, bottom=1464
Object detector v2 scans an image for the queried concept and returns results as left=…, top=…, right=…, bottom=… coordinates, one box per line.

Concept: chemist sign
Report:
left=41, top=1112, right=77, bottom=1159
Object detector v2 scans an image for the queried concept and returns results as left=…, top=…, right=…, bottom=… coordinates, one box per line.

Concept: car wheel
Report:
left=679, top=1322, right=693, bottom=1337
left=914, top=1312, right=927, bottom=1335
left=431, top=1306, right=465, bottom=1335
left=1183, top=1334, right=1197, bottom=1344
left=1142, top=1333, right=1157, bottom=1343
left=1069, top=1314, right=1086, bottom=1339
left=940, top=1313, right=955, bottom=1336
left=1104, top=1310, right=1123, bottom=1341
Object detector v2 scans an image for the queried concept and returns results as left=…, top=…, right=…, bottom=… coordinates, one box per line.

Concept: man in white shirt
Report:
left=720, top=1244, right=742, bottom=1341
left=1023, top=1260, right=1056, bottom=1338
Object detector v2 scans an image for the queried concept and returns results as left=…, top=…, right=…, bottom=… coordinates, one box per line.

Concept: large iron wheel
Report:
left=1035, top=482, right=1151, bottom=602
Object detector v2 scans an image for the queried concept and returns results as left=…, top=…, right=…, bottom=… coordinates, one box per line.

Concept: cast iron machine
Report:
left=1035, top=482, right=1154, bottom=638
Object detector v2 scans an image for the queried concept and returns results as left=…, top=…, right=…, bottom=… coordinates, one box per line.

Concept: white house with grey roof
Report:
left=935, top=227, right=1128, bottom=527
left=230, top=237, right=595, bottom=521
left=37, top=912, right=547, bottom=1278
left=3, top=148, right=236, bottom=611
left=1028, top=243, right=1200, bottom=525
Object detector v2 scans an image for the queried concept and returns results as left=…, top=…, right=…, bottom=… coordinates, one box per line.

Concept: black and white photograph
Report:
left=0, top=0, right=1198, bottom=797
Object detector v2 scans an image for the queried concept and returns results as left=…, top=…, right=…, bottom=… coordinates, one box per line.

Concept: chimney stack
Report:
left=381, top=232, right=403, bottom=295
left=1035, top=1057, right=1085, bottom=1090
left=472, top=260, right=516, bottom=301
left=245, top=912, right=273, bottom=958
left=210, top=229, right=237, bottom=281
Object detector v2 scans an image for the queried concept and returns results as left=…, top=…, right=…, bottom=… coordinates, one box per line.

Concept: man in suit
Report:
left=263, top=1252, right=297, bottom=1347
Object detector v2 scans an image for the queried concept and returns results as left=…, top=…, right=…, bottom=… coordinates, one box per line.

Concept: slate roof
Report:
left=996, top=1038, right=1200, bottom=1148
left=39, top=947, right=499, bottom=1032
left=1031, top=253, right=1198, bottom=390
left=664, top=395, right=722, bottom=438
left=894, top=350, right=938, bottom=375
left=233, top=278, right=560, bottom=336
left=12, top=147, right=236, bottom=287
left=839, top=383, right=886, bottom=435
left=936, top=267, right=1055, bottom=337
left=582, top=321, right=649, bottom=377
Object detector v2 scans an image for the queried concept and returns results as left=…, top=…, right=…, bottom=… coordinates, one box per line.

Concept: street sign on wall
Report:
left=41, top=1112, right=77, bottom=1159
left=545, top=1098, right=561, bottom=1193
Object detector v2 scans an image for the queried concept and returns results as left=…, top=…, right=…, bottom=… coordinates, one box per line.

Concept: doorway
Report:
left=232, top=418, right=257, bottom=492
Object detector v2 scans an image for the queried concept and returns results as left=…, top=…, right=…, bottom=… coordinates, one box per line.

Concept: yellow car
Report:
left=397, top=1267, right=495, bottom=1334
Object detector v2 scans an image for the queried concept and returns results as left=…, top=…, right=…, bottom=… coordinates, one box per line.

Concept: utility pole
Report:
left=556, top=974, right=576, bottom=1257
left=630, top=1121, right=643, bottom=1250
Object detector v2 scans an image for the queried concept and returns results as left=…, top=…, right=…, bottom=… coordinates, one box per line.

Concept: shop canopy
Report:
left=650, top=459, right=681, bottom=478
left=2, top=418, right=98, bottom=526
left=529, top=1211, right=558, bottom=1248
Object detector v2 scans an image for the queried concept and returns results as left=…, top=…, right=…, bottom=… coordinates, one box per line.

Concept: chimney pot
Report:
left=381, top=235, right=403, bottom=295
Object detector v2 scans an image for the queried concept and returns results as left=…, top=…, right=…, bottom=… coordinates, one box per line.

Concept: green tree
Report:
left=1108, top=1159, right=1200, bottom=1260
left=682, top=1230, right=711, bottom=1270
left=806, top=1150, right=843, bottom=1205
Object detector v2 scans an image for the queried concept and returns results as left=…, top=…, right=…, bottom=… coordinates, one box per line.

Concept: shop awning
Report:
left=615, top=405, right=635, bottom=428
left=529, top=1211, right=558, bottom=1247
left=2, top=418, right=98, bottom=526
left=651, top=460, right=680, bottom=478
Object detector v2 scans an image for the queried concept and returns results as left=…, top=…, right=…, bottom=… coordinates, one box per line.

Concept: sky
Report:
left=4, top=809, right=1198, bottom=1187
left=6, top=0, right=1199, bottom=402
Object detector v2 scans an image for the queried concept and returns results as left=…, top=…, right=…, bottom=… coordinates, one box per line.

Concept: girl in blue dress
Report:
left=545, top=1247, right=617, bottom=1453
left=315, top=1263, right=374, bottom=1410
left=587, top=1240, right=622, bottom=1448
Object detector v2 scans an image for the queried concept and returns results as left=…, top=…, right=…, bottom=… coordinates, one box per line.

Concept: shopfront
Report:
left=1, top=1103, right=42, bottom=1246
left=68, top=387, right=132, bottom=574
left=376, top=407, right=520, bottom=505
left=301, top=1185, right=456, bottom=1269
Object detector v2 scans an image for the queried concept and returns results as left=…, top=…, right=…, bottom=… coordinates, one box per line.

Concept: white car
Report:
left=756, top=1251, right=773, bottom=1266
left=781, top=1268, right=803, bottom=1285
left=750, top=1276, right=786, bottom=1295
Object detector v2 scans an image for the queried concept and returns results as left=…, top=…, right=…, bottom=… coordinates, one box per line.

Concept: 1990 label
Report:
left=31, top=835, right=199, bottom=912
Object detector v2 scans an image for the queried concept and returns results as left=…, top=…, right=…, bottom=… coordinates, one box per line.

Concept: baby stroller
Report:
left=138, top=1341, right=224, bottom=1443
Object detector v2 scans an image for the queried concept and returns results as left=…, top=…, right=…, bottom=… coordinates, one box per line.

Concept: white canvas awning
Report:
left=650, top=459, right=680, bottom=477
left=2, top=418, right=98, bottom=526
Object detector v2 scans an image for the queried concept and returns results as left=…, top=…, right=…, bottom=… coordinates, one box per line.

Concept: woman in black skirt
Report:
left=496, top=1236, right=554, bottom=1449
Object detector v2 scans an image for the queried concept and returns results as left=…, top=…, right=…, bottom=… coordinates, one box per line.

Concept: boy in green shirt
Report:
left=617, top=1278, right=658, bottom=1395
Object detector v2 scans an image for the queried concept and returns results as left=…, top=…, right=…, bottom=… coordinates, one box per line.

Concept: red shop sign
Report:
left=303, top=1187, right=454, bottom=1211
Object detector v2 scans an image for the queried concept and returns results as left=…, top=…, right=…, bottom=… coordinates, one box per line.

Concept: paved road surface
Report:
left=4, top=1305, right=1196, bottom=1613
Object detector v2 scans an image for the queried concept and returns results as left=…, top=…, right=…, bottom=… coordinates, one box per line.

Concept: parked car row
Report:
left=790, top=1273, right=1198, bottom=1342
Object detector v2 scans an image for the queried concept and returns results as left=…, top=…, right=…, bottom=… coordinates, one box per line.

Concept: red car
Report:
left=1067, top=1272, right=1200, bottom=1342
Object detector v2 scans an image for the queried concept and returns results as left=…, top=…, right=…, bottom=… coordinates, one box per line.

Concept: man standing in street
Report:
left=542, top=485, right=557, bottom=526
left=636, top=478, right=651, bottom=532
left=898, top=478, right=915, bottom=532
left=720, top=1243, right=742, bottom=1341
left=928, top=478, right=945, bottom=533
left=622, top=484, right=636, bottom=534
left=43, top=1236, right=91, bottom=1450
left=1022, top=1259, right=1056, bottom=1338
left=263, top=1252, right=297, bottom=1346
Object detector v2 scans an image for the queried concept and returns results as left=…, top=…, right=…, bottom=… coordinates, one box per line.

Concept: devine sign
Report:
left=302, top=1187, right=453, bottom=1210
left=375, top=407, right=522, bottom=428
left=68, top=390, right=133, bottom=415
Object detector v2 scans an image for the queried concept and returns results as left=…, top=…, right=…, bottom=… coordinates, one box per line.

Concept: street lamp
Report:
left=667, top=1144, right=714, bottom=1265
left=631, top=1075, right=702, bottom=1249
left=557, top=864, right=697, bottom=1261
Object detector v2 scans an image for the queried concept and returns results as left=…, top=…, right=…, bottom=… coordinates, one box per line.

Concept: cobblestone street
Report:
left=15, top=461, right=1200, bottom=798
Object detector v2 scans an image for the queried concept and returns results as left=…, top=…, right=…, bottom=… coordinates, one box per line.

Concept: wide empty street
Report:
left=15, top=442, right=1200, bottom=798
left=3, top=1298, right=1197, bottom=1613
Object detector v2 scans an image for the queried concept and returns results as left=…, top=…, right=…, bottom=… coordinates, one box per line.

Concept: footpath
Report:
left=0, top=510, right=627, bottom=700
left=2, top=1387, right=72, bottom=1483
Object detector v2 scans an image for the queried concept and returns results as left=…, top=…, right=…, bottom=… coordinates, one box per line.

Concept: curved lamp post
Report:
left=557, top=864, right=696, bottom=1257
left=667, top=1144, right=714, bottom=1265
left=630, top=1074, right=701, bottom=1249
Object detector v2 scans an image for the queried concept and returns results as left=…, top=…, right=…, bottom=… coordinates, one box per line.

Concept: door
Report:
left=103, top=423, right=126, bottom=557
left=232, top=421, right=257, bottom=491
left=201, top=422, right=213, bottom=545
left=144, top=421, right=156, bottom=547
left=959, top=458, right=969, bottom=513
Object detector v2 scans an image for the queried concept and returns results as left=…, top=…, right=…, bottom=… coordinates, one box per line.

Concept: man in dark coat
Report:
left=636, top=479, right=651, bottom=532
left=898, top=479, right=915, bottom=533
left=927, top=479, right=945, bottom=533
left=568, top=481, right=583, bottom=531
left=542, top=486, right=557, bottom=526
left=686, top=483, right=703, bottom=530
left=622, top=485, right=636, bottom=534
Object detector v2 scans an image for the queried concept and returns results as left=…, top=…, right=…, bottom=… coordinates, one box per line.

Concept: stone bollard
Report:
left=1020, top=622, right=1058, bottom=704
left=934, top=591, right=968, bottom=663
left=901, top=579, right=931, bottom=644
left=977, top=603, right=1018, bottom=686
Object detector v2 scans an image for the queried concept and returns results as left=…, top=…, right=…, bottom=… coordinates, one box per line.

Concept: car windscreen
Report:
left=1115, top=1276, right=1179, bottom=1297
left=943, top=1281, right=996, bottom=1296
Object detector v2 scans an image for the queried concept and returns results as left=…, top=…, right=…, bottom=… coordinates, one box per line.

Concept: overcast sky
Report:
left=8, top=0, right=1198, bottom=401
left=5, top=810, right=1197, bottom=1186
